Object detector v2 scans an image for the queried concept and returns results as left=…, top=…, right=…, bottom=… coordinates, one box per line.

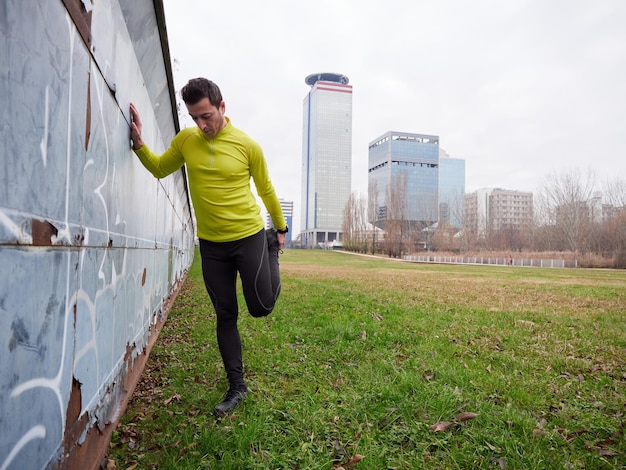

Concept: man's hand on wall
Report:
left=130, top=103, right=144, bottom=150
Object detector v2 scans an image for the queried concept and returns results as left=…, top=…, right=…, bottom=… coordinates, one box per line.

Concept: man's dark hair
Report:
left=181, top=78, right=223, bottom=106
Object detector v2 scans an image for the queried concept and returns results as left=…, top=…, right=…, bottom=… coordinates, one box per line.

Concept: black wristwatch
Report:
left=277, top=226, right=288, bottom=234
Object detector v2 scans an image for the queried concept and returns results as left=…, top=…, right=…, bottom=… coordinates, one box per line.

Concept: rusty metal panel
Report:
left=0, top=0, right=194, bottom=469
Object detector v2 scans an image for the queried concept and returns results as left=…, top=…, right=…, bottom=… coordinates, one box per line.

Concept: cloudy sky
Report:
left=162, top=0, right=626, bottom=233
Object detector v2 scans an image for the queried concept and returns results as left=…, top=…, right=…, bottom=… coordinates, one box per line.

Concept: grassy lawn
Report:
left=107, top=249, right=626, bottom=469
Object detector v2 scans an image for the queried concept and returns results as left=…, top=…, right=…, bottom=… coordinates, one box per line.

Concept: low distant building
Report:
left=464, top=188, right=533, bottom=237
left=267, top=199, right=294, bottom=246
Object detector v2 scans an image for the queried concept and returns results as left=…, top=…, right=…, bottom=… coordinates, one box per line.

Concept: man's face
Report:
left=186, top=97, right=226, bottom=137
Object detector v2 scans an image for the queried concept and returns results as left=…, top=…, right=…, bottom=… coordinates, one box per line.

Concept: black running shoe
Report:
left=213, top=388, right=248, bottom=417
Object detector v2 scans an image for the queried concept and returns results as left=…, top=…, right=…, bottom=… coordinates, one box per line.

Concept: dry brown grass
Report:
left=282, top=259, right=624, bottom=316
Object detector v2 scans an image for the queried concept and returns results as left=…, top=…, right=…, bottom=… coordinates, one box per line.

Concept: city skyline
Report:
left=163, top=0, right=626, bottom=236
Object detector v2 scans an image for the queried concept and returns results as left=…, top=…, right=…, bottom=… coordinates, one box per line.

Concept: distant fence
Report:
left=404, top=255, right=578, bottom=268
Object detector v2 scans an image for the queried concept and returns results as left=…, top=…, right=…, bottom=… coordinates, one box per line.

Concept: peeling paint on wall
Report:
left=0, top=1, right=194, bottom=469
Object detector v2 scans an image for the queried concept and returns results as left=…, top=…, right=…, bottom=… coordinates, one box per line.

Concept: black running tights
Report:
left=199, top=229, right=280, bottom=388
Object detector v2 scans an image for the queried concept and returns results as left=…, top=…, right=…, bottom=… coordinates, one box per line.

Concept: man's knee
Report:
left=249, top=306, right=272, bottom=318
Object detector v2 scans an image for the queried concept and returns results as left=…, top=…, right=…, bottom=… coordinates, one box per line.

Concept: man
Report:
left=130, top=78, right=287, bottom=417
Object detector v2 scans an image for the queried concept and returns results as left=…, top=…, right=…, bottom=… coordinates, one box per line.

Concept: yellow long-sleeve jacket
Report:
left=134, top=118, right=286, bottom=242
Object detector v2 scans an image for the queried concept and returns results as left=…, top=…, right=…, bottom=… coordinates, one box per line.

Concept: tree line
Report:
left=342, top=169, right=626, bottom=267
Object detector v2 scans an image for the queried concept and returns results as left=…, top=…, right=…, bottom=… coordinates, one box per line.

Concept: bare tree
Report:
left=343, top=194, right=354, bottom=250
left=354, top=193, right=368, bottom=252
left=343, top=192, right=368, bottom=252
left=601, top=175, right=626, bottom=266
left=368, top=179, right=380, bottom=254
left=412, top=192, right=439, bottom=252
left=383, top=172, right=407, bottom=257
left=342, top=192, right=358, bottom=251
left=603, top=175, right=626, bottom=208
left=536, top=168, right=597, bottom=253
left=444, top=189, right=465, bottom=230
left=431, top=221, right=456, bottom=251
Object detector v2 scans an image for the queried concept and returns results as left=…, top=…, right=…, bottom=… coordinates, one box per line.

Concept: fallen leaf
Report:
left=333, top=438, right=346, bottom=456
left=429, top=421, right=452, bottom=432
left=598, top=449, right=619, bottom=457
left=422, top=370, right=435, bottom=381
left=597, top=438, right=617, bottom=447
left=455, top=412, right=478, bottom=422
left=164, top=393, right=181, bottom=405
left=564, top=430, right=586, bottom=441
left=361, top=330, right=367, bottom=340
left=343, top=454, right=364, bottom=467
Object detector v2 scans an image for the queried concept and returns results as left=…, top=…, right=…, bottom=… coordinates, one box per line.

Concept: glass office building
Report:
left=368, top=132, right=440, bottom=229
left=301, top=73, right=353, bottom=247
left=438, top=149, right=466, bottom=228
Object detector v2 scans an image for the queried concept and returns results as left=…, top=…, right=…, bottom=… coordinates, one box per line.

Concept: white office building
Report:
left=300, top=73, right=353, bottom=248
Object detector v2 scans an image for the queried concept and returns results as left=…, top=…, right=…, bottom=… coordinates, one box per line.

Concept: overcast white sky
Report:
left=162, top=0, right=626, bottom=233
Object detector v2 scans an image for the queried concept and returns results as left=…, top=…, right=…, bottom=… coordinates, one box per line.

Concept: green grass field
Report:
left=107, top=249, right=626, bottom=469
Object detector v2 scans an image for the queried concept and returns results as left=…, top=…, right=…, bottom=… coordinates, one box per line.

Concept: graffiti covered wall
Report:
left=0, top=0, right=194, bottom=468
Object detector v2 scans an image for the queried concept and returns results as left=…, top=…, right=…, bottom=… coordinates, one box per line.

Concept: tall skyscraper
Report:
left=301, top=73, right=353, bottom=248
